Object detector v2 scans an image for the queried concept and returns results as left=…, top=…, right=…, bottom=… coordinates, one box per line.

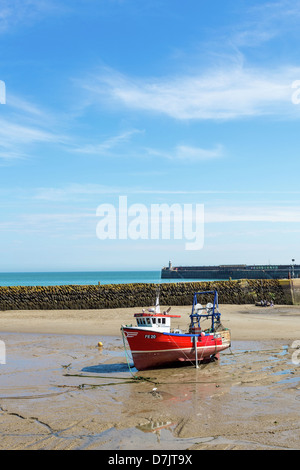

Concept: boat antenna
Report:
left=155, top=286, right=160, bottom=314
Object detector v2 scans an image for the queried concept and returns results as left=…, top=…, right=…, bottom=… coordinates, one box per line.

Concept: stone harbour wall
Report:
left=0, top=278, right=296, bottom=311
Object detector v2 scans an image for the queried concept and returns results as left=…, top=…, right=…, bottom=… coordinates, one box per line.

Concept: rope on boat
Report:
left=120, top=326, right=136, bottom=377
left=168, top=334, right=197, bottom=367
left=64, top=373, right=139, bottom=380
left=120, top=326, right=155, bottom=383
left=169, top=331, right=220, bottom=366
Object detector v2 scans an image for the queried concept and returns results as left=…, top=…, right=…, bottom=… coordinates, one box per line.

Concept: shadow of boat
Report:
left=82, top=362, right=136, bottom=374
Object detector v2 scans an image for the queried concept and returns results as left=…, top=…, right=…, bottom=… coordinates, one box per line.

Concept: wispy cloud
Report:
left=224, top=0, right=300, bottom=49
left=76, top=0, right=300, bottom=122
left=206, top=205, right=300, bottom=223
left=0, top=211, right=96, bottom=237
left=8, top=95, right=46, bottom=117
left=0, top=0, right=64, bottom=33
left=0, top=117, right=66, bottom=161
left=81, top=63, right=300, bottom=121
left=146, top=144, right=224, bottom=161
left=0, top=119, right=57, bottom=144
left=34, top=183, right=123, bottom=201
left=0, top=90, right=72, bottom=161
left=30, top=184, right=300, bottom=216
left=73, top=129, right=143, bottom=156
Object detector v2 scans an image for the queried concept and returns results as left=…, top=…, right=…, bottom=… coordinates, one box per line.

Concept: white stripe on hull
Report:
left=131, top=345, right=227, bottom=354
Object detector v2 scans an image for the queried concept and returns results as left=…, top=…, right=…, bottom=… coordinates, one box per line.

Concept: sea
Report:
left=0, top=271, right=194, bottom=287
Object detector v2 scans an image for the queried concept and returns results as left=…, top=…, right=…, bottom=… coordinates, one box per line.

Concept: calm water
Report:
left=0, top=271, right=196, bottom=287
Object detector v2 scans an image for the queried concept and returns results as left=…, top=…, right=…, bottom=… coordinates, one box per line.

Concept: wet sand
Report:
left=0, top=304, right=300, bottom=450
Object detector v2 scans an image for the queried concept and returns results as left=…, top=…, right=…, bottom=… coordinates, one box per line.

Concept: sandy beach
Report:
left=1, top=304, right=300, bottom=450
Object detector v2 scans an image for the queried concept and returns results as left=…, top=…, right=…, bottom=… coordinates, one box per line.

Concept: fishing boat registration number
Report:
left=144, top=334, right=156, bottom=339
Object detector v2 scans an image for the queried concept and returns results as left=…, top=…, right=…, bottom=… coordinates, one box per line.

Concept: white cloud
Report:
left=73, top=129, right=143, bottom=155
left=30, top=184, right=300, bottom=202
left=0, top=91, right=72, bottom=161
left=0, top=212, right=97, bottom=238
left=0, top=0, right=64, bottom=33
left=206, top=206, right=300, bottom=223
left=226, top=0, right=300, bottom=49
left=82, top=63, right=300, bottom=121
left=8, top=95, right=46, bottom=117
left=146, top=144, right=223, bottom=161
left=0, top=117, right=66, bottom=161
left=0, top=119, right=56, bottom=144
left=34, top=183, right=123, bottom=201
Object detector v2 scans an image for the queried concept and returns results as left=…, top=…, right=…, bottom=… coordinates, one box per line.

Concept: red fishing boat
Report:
left=121, top=290, right=231, bottom=371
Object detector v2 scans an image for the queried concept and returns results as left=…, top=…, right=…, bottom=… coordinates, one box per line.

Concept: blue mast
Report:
left=190, top=290, right=221, bottom=332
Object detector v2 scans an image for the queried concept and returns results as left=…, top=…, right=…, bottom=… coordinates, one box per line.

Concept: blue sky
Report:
left=1, top=0, right=300, bottom=272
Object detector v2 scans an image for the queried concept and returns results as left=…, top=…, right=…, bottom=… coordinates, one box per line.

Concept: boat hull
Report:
left=122, top=327, right=231, bottom=371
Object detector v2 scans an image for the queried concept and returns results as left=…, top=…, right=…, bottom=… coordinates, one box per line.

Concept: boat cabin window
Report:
left=137, top=317, right=156, bottom=326
left=162, top=318, right=166, bottom=324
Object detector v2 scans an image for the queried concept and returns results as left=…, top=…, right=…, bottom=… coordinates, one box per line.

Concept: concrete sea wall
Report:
left=0, top=278, right=298, bottom=310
